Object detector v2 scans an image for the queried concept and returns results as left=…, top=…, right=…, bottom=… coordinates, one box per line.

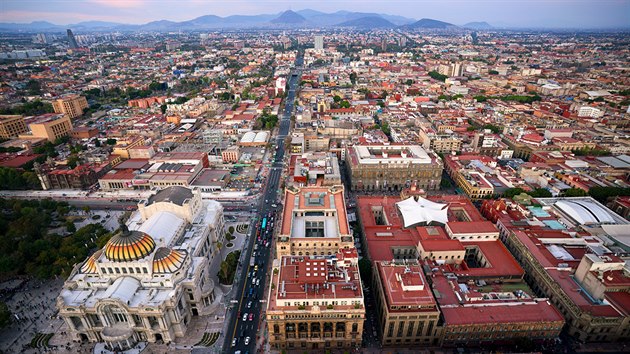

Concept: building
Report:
left=57, top=187, right=225, bottom=350
left=482, top=197, right=630, bottom=343
left=67, top=29, right=78, bottom=49
left=345, top=144, right=443, bottom=192
left=372, top=262, right=442, bottom=347
left=36, top=163, right=106, bottom=190
left=418, top=128, right=462, bottom=154
left=314, top=35, right=324, bottom=51
left=266, top=249, right=365, bottom=351
left=276, top=185, right=354, bottom=258
left=221, top=146, right=240, bottom=163
left=70, top=126, right=99, bottom=140
left=22, top=113, right=73, bottom=142
left=239, top=131, right=269, bottom=147
left=288, top=152, right=341, bottom=187
left=358, top=195, right=564, bottom=347
left=0, top=115, right=28, bottom=139
left=52, top=95, right=88, bottom=119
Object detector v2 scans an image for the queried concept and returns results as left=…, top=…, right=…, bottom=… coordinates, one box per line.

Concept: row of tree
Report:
left=504, top=186, right=630, bottom=203
left=218, top=250, right=241, bottom=285
left=0, top=199, right=112, bottom=280
left=0, top=100, right=53, bottom=116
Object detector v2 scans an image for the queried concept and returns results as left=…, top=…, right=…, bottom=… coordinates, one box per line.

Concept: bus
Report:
left=261, top=217, right=267, bottom=229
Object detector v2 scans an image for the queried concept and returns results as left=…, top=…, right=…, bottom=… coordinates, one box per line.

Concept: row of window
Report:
left=102, top=266, right=148, bottom=275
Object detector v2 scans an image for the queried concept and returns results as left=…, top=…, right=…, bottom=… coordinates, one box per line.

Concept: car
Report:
left=244, top=336, right=250, bottom=345
left=254, top=265, right=258, bottom=271
left=247, top=301, right=252, bottom=309
left=232, top=338, right=238, bottom=347
left=255, top=278, right=260, bottom=286
left=242, top=313, right=248, bottom=321
left=265, top=241, right=270, bottom=248
left=248, top=313, right=254, bottom=321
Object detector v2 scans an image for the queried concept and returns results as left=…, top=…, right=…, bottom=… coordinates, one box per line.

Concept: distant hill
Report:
left=337, top=16, right=396, bottom=29
left=271, top=10, right=307, bottom=24
left=405, top=18, right=457, bottom=29
left=463, top=21, right=493, bottom=30
left=300, top=10, right=414, bottom=27
left=0, top=10, right=417, bottom=32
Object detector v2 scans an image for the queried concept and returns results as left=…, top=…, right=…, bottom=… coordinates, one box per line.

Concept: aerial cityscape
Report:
left=0, top=1, right=629, bottom=353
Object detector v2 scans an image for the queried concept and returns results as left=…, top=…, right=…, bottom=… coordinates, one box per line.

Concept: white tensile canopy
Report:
left=396, top=197, right=448, bottom=228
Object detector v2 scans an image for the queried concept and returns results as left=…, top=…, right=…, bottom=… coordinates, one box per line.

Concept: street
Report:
left=222, top=53, right=303, bottom=354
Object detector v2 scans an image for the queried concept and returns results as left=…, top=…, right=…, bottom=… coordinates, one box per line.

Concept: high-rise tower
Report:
left=67, top=29, right=78, bottom=49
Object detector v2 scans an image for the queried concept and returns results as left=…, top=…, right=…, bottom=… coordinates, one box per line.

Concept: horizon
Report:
left=1, top=0, right=630, bottom=29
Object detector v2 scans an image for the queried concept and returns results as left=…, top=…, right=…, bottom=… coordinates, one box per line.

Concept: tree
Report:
left=66, top=221, right=76, bottom=233
left=228, top=226, right=235, bottom=234
left=0, top=302, right=11, bottom=328
left=428, top=71, right=448, bottom=82
left=358, top=258, right=372, bottom=284
left=0, top=167, right=40, bottom=190
left=563, top=188, right=588, bottom=197
left=25, top=79, right=42, bottom=95
left=160, top=104, right=167, bottom=114
left=528, top=188, right=552, bottom=198
left=106, top=138, right=117, bottom=145
left=349, top=72, right=357, bottom=85
left=504, top=188, right=526, bottom=198
left=588, top=187, right=630, bottom=203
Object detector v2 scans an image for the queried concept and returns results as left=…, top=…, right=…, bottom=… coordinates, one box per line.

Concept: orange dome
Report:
left=105, top=231, right=156, bottom=262
left=152, top=247, right=186, bottom=273
left=81, top=250, right=102, bottom=274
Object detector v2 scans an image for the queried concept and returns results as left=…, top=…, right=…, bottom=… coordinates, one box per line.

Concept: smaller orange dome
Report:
left=152, top=247, right=186, bottom=273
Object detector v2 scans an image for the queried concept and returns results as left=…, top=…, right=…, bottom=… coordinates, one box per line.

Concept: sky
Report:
left=1, top=0, right=629, bottom=28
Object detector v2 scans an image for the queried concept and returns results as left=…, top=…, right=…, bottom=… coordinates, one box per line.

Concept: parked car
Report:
left=242, top=313, right=248, bottom=321
left=244, top=336, right=250, bottom=345
left=248, top=313, right=254, bottom=321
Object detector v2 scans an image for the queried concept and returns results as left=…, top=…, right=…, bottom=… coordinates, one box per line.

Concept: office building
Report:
left=67, top=29, right=79, bottom=49
left=0, top=115, right=28, bottom=139
left=52, top=94, right=89, bottom=119
left=22, top=113, right=73, bottom=142
left=345, top=144, right=443, bottom=192
left=314, top=35, right=324, bottom=51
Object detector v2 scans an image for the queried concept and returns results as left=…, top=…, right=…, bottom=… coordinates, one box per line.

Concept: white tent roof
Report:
left=396, top=197, right=448, bottom=228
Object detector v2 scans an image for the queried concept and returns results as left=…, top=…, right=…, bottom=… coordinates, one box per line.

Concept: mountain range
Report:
left=0, top=9, right=494, bottom=32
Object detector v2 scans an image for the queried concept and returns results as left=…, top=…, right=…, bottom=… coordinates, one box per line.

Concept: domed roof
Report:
left=152, top=247, right=187, bottom=273
left=80, top=250, right=102, bottom=274
left=105, top=230, right=156, bottom=262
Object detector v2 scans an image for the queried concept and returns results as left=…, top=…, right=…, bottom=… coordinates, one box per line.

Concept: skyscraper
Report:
left=314, top=35, right=323, bottom=50
left=67, top=29, right=78, bottom=49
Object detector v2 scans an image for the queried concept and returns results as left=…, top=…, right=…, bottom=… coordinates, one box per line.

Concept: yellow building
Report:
left=112, top=137, right=145, bottom=159
left=21, top=114, right=73, bottom=142
left=52, top=94, right=88, bottom=119
left=0, top=115, right=28, bottom=139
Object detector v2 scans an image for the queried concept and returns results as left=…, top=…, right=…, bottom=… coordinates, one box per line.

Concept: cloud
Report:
left=89, top=0, right=146, bottom=9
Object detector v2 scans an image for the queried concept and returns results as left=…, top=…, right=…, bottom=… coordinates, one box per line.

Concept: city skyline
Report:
left=1, top=0, right=629, bottom=29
